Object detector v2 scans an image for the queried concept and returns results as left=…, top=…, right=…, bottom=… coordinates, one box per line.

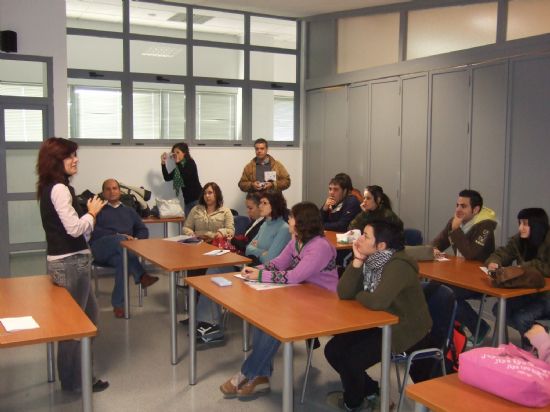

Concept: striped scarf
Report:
left=362, top=249, right=395, bottom=292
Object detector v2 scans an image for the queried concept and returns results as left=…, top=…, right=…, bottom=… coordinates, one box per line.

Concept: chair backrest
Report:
left=234, top=215, right=251, bottom=236
left=423, top=283, right=457, bottom=351
left=404, top=228, right=423, bottom=246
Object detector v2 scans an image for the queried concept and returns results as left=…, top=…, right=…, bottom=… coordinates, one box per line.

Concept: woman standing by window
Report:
left=36, top=137, right=109, bottom=393
left=161, top=142, right=202, bottom=216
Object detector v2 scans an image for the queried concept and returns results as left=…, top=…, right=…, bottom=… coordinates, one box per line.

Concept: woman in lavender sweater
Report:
left=219, top=201, right=338, bottom=399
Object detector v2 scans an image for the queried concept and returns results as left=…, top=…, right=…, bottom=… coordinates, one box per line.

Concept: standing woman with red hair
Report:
left=36, top=137, right=109, bottom=393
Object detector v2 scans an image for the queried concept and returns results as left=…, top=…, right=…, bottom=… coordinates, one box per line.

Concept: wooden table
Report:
left=325, top=230, right=353, bottom=250
left=406, top=373, right=550, bottom=411
left=418, top=257, right=550, bottom=345
left=120, top=238, right=251, bottom=364
left=142, top=215, right=185, bottom=237
left=186, top=274, right=398, bottom=412
left=0, top=275, right=97, bottom=412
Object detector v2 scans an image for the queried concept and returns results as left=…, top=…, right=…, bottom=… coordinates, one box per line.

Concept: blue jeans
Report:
left=196, top=266, right=236, bottom=325
left=90, top=234, right=145, bottom=308
left=241, top=328, right=281, bottom=379
left=446, top=285, right=484, bottom=334
left=492, top=292, right=550, bottom=336
left=47, top=253, right=98, bottom=391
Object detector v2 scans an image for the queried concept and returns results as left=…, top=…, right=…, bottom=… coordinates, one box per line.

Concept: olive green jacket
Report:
left=338, top=250, right=432, bottom=353
left=485, top=231, right=550, bottom=277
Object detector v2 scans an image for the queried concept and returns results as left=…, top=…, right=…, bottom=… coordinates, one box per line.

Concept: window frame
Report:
left=66, top=0, right=301, bottom=148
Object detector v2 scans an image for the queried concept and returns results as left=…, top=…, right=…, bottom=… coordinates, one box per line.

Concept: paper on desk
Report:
left=0, top=316, right=39, bottom=332
left=245, top=283, right=298, bottom=291
left=204, top=249, right=230, bottom=256
left=234, top=273, right=257, bottom=282
left=164, top=235, right=193, bottom=242
left=480, top=266, right=489, bottom=274
left=435, top=256, right=450, bottom=262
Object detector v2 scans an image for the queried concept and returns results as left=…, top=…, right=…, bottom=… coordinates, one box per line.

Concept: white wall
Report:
left=72, top=146, right=303, bottom=216
left=0, top=0, right=68, bottom=136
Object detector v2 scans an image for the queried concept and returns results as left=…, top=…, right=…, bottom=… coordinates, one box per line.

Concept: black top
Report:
left=161, top=157, right=202, bottom=204
left=40, top=183, right=88, bottom=256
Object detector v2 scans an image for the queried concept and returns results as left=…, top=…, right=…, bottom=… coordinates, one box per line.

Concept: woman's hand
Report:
left=487, top=262, right=499, bottom=271
left=87, top=195, right=106, bottom=218
left=241, top=266, right=259, bottom=280
left=161, top=152, right=168, bottom=165
left=351, top=240, right=367, bottom=267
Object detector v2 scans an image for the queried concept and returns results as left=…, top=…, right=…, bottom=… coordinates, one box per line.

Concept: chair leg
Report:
left=394, top=361, right=402, bottom=392
left=300, top=339, right=315, bottom=404
left=396, top=359, right=412, bottom=412
left=138, top=284, right=144, bottom=307
left=473, top=294, right=487, bottom=348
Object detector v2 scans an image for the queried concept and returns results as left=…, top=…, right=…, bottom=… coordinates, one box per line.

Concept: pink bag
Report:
left=458, top=344, right=550, bottom=407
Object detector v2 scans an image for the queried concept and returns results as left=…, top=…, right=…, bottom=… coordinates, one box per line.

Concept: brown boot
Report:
left=237, top=376, right=270, bottom=398
left=140, top=273, right=159, bottom=288
left=220, top=372, right=247, bottom=399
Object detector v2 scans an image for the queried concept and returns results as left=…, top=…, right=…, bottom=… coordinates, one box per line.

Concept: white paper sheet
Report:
left=0, top=316, right=39, bottom=332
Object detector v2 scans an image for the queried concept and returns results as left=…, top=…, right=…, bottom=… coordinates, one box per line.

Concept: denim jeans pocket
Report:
left=47, top=260, right=67, bottom=287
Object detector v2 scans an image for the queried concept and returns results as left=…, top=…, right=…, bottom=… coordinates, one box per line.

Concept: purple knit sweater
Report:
left=258, top=235, right=338, bottom=292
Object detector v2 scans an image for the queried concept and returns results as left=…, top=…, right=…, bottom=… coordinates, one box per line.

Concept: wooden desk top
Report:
left=142, top=216, right=185, bottom=224
left=186, top=274, right=398, bottom=342
left=406, top=373, right=550, bottom=412
left=325, top=231, right=353, bottom=250
left=418, top=256, right=550, bottom=299
left=121, top=238, right=251, bottom=272
left=0, top=275, right=97, bottom=348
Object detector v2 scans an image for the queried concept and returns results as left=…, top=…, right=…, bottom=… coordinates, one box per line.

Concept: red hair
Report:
left=36, top=137, right=78, bottom=198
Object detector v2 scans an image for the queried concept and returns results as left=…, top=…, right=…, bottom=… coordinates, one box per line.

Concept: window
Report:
left=133, top=83, right=185, bottom=140
left=252, top=89, right=294, bottom=142
left=196, top=86, right=241, bottom=141
left=66, top=0, right=300, bottom=145
left=68, top=80, right=122, bottom=140
left=407, top=3, right=497, bottom=60
left=4, top=109, right=44, bottom=142
left=507, top=0, right=550, bottom=41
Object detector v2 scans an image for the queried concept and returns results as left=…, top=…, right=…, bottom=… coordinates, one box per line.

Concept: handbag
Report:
left=156, top=198, right=185, bottom=218
left=490, top=266, right=545, bottom=289
left=458, top=343, right=550, bottom=407
left=211, top=236, right=236, bottom=253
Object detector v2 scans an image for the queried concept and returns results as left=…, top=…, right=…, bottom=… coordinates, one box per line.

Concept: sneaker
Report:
left=197, top=323, right=224, bottom=342
left=237, top=376, right=270, bottom=397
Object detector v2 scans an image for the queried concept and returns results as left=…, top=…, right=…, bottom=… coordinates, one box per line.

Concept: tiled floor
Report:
left=1, top=264, right=520, bottom=412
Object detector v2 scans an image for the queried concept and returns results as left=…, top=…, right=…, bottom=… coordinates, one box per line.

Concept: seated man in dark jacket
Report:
left=90, top=179, right=158, bottom=318
left=320, top=173, right=361, bottom=233
left=325, top=220, right=432, bottom=411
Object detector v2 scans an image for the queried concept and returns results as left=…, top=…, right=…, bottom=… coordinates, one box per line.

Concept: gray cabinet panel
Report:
left=348, top=84, right=370, bottom=190
left=470, top=63, right=508, bottom=244
left=370, top=80, right=401, bottom=213
left=508, top=56, right=550, bottom=238
left=305, top=90, right=325, bottom=204
left=324, top=87, right=348, bottom=186
left=428, top=70, right=470, bottom=241
left=400, top=75, right=428, bottom=234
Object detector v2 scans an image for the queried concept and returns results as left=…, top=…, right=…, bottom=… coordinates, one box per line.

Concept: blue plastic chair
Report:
left=234, top=215, right=251, bottom=236
left=404, top=228, right=423, bottom=246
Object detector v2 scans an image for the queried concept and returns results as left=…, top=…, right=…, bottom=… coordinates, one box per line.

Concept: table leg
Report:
left=47, top=342, right=55, bottom=382
left=170, top=270, right=178, bottom=365
left=80, top=337, right=93, bottom=412
left=242, top=320, right=250, bottom=352
left=164, top=222, right=168, bottom=238
left=283, top=341, right=294, bottom=412
left=497, top=297, right=507, bottom=345
left=189, top=285, right=197, bottom=384
left=123, top=248, right=130, bottom=319
left=380, top=324, right=392, bottom=412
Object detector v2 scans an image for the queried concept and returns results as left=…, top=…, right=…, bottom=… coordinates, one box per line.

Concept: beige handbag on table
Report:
left=156, top=198, right=185, bottom=218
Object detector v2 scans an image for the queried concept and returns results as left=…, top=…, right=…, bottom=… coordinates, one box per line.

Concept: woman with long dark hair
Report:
left=161, top=142, right=202, bottom=216
left=486, top=208, right=550, bottom=340
left=36, top=137, right=109, bottom=393
left=348, top=185, right=402, bottom=231
left=182, top=182, right=234, bottom=242
left=219, top=201, right=338, bottom=398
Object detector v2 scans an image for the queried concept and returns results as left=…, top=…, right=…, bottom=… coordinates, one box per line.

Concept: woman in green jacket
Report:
left=486, top=207, right=550, bottom=340
left=324, top=220, right=432, bottom=411
left=348, top=185, right=402, bottom=231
